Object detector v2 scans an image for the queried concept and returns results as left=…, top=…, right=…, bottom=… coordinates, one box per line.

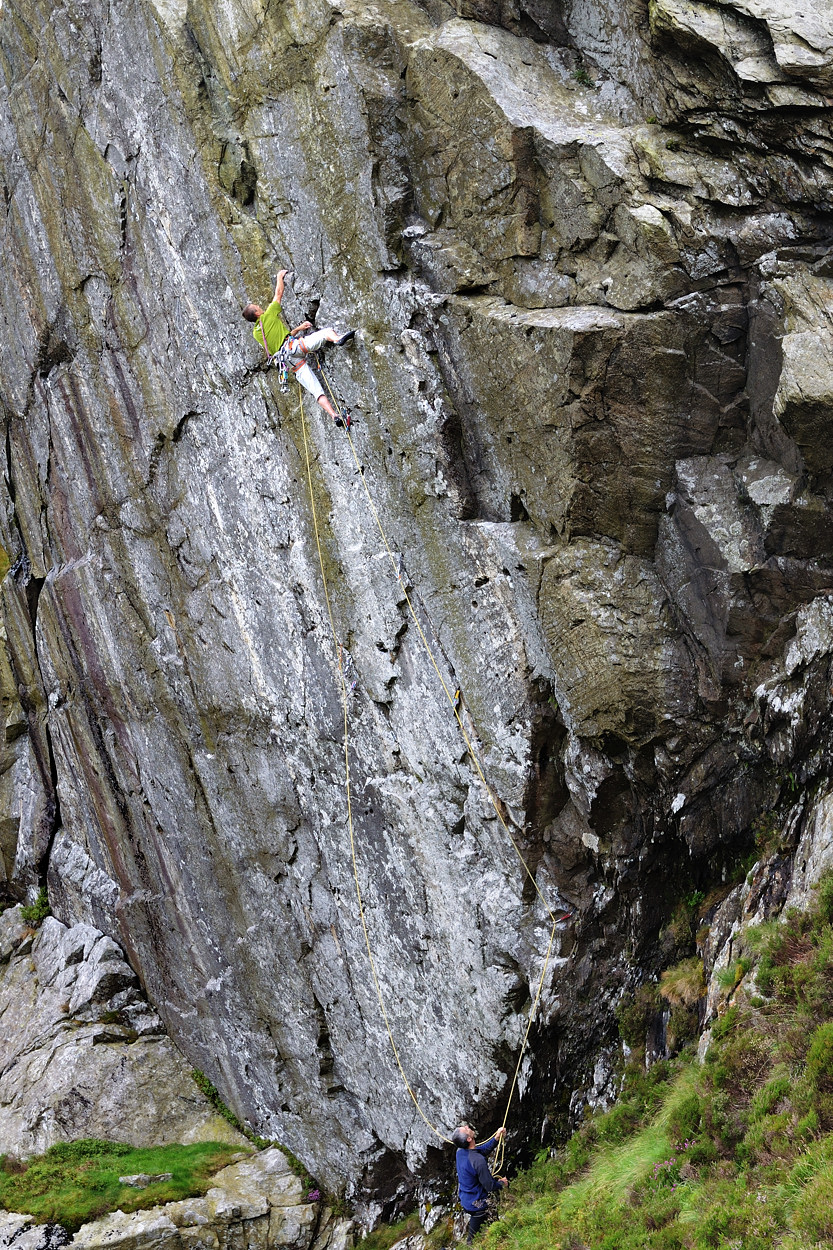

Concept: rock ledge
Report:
left=0, top=1150, right=353, bottom=1250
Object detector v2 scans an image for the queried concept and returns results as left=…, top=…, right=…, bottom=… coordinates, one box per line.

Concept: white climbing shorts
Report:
left=290, top=329, right=333, bottom=402
left=295, top=361, right=325, bottom=401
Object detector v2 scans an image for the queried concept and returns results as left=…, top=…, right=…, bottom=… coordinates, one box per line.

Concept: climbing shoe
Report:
left=335, top=329, right=356, bottom=347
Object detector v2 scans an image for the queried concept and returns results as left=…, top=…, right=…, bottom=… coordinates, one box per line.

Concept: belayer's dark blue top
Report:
left=456, top=1136, right=502, bottom=1212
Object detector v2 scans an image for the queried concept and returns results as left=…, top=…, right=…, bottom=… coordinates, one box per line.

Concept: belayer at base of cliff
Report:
left=243, top=268, right=355, bottom=426
left=453, top=1124, right=508, bottom=1244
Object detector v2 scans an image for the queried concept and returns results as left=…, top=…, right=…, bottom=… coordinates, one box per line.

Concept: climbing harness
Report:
left=271, top=336, right=319, bottom=397
left=292, top=360, right=571, bottom=1156
left=256, top=317, right=308, bottom=395
left=278, top=335, right=311, bottom=389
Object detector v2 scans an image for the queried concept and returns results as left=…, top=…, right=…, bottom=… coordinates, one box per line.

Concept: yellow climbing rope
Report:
left=317, top=372, right=561, bottom=927
left=296, top=376, right=566, bottom=1153
left=298, top=385, right=451, bottom=1143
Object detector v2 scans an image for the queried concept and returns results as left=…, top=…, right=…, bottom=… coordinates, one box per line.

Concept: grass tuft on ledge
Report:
left=0, top=1139, right=247, bottom=1233
left=20, top=888, right=51, bottom=927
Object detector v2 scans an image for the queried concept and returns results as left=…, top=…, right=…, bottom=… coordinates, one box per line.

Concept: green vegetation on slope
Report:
left=480, top=874, right=833, bottom=1250
left=0, top=1139, right=247, bottom=1232
left=20, top=888, right=51, bottom=927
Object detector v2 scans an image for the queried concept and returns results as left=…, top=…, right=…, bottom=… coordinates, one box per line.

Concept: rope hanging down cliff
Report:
left=314, top=368, right=558, bottom=913
left=295, top=368, right=570, bottom=1155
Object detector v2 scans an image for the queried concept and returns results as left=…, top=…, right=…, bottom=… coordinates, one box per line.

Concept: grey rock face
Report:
left=0, top=908, right=245, bottom=1154
left=0, top=0, right=832, bottom=1210
left=0, top=1216, right=71, bottom=1250
left=118, top=1176, right=175, bottom=1189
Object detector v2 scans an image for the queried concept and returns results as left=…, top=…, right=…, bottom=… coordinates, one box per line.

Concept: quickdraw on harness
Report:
left=276, top=335, right=311, bottom=394
left=257, top=318, right=312, bottom=395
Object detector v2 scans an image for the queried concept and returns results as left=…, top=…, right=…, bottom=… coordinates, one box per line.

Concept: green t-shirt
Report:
left=253, top=299, right=290, bottom=356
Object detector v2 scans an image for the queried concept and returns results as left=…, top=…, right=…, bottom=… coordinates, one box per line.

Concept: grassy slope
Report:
left=0, top=1140, right=247, bottom=1232
left=365, top=874, right=833, bottom=1250
left=481, top=875, right=833, bottom=1250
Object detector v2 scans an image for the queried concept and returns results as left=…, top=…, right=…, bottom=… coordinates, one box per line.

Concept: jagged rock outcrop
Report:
left=0, top=906, right=246, bottom=1154
left=0, top=0, right=832, bottom=1213
left=0, top=1149, right=352, bottom=1250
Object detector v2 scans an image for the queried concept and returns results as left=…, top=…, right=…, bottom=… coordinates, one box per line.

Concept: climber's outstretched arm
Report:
left=274, top=268, right=290, bottom=304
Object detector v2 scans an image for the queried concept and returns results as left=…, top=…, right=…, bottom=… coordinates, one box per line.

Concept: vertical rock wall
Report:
left=0, top=0, right=832, bottom=1208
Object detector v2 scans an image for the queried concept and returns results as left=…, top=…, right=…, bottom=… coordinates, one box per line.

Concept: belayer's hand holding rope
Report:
left=242, top=266, right=355, bottom=424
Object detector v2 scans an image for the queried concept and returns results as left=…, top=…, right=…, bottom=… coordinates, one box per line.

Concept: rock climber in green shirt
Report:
left=243, top=269, right=356, bottom=425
